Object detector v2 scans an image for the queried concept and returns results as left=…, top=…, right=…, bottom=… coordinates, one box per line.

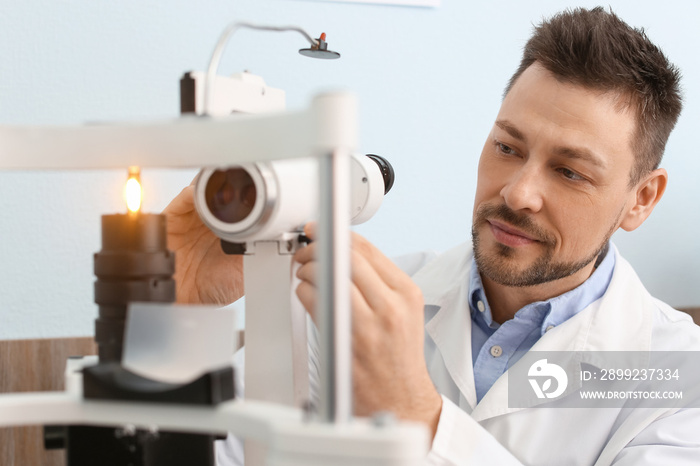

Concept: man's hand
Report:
left=294, top=224, right=442, bottom=439
left=162, top=183, right=244, bottom=305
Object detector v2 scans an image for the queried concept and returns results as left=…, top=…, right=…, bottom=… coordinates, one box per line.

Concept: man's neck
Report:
left=481, top=261, right=597, bottom=325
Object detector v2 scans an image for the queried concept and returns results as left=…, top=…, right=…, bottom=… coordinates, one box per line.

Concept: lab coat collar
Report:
left=416, top=243, right=654, bottom=422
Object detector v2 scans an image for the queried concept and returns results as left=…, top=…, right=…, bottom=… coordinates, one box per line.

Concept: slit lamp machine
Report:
left=0, top=22, right=429, bottom=465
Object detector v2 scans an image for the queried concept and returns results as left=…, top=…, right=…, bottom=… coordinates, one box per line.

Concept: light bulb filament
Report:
left=126, top=167, right=142, bottom=213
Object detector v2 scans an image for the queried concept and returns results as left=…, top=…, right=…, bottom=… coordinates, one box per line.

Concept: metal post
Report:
left=317, top=149, right=352, bottom=424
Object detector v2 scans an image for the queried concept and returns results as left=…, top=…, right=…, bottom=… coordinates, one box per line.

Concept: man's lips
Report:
left=487, top=220, right=539, bottom=247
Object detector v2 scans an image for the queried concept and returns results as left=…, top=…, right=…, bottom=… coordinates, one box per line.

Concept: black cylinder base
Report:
left=94, top=213, right=175, bottom=363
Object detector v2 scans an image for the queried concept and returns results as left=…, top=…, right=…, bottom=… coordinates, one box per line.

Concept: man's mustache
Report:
left=474, top=204, right=556, bottom=246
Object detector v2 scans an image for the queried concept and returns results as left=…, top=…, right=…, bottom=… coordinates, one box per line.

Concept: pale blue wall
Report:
left=0, top=0, right=698, bottom=338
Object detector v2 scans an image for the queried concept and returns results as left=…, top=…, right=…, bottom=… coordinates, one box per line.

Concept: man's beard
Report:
left=471, top=204, right=617, bottom=287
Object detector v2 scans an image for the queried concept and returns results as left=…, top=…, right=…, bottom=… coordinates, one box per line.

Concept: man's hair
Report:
left=505, top=7, right=683, bottom=185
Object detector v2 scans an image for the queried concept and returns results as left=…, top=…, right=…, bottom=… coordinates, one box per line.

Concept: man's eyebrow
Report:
left=495, top=120, right=526, bottom=142
left=554, top=146, right=606, bottom=169
left=496, top=119, right=606, bottom=169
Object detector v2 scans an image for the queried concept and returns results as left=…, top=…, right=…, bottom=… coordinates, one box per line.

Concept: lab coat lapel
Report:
left=471, top=245, right=653, bottom=422
left=413, top=243, right=478, bottom=410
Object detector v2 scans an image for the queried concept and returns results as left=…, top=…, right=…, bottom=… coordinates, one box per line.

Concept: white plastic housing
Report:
left=188, top=71, right=286, bottom=116
left=194, top=154, right=387, bottom=243
left=350, top=153, right=385, bottom=225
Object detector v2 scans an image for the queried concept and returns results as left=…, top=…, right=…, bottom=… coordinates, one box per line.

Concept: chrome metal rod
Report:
left=317, top=149, right=352, bottom=424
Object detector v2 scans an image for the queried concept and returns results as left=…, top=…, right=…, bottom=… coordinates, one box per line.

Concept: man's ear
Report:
left=620, top=168, right=668, bottom=232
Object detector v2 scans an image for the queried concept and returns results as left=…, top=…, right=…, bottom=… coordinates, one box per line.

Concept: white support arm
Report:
left=0, top=92, right=357, bottom=170
left=0, top=391, right=428, bottom=466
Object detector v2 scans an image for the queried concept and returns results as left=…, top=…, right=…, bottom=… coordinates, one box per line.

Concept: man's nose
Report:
left=499, top=163, right=545, bottom=213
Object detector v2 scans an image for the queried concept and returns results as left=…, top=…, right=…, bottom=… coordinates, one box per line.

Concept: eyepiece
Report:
left=194, top=154, right=393, bottom=244
left=204, top=168, right=257, bottom=224
left=366, top=154, right=395, bottom=194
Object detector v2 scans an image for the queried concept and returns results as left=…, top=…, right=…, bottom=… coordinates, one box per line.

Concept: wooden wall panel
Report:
left=679, top=307, right=700, bottom=326
left=0, top=337, right=96, bottom=466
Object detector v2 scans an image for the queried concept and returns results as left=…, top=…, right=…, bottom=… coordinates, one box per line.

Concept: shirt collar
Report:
left=469, top=243, right=616, bottom=336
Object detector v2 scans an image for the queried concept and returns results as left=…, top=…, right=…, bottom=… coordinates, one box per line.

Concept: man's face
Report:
left=472, top=63, right=638, bottom=287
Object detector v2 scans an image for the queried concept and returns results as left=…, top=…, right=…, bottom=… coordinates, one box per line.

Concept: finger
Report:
left=296, top=261, right=318, bottom=287
left=296, top=282, right=372, bottom=320
left=295, top=281, right=318, bottom=321
left=303, top=222, right=318, bottom=240
left=297, top=261, right=375, bottom=315
left=295, top=233, right=411, bottom=311
left=163, top=185, right=196, bottom=216
left=350, top=248, right=396, bottom=312
left=351, top=280, right=375, bottom=323
left=351, top=232, right=411, bottom=291
left=293, top=241, right=316, bottom=265
left=351, top=294, right=379, bottom=365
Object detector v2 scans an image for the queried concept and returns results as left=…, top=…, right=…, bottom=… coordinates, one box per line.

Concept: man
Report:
left=164, top=7, right=700, bottom=465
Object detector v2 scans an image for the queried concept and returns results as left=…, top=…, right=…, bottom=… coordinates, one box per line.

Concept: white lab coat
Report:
left=413, top=242, right=700, bottom=465
left=217, top=242, right=700, bottom=465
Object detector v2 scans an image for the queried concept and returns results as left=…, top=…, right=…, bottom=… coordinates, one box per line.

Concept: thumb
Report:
left=303, top=222, right=318, bottom=240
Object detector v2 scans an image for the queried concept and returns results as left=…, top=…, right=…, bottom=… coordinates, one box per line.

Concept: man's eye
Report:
left=497, top=143, right=517, bottom=155
left=559, top=168, right=584, bottom=181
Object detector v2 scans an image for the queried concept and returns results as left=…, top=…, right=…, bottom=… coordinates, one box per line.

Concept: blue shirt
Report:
left=469, top=245, right=615, bottom=403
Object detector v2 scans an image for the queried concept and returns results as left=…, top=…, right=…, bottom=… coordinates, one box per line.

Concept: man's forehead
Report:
left=503, top=63, right=636, bottom=118
left=496, top=64, right=636, bottom=169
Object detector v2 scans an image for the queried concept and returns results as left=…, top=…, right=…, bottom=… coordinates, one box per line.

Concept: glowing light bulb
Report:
left=126, top=167, right=142, bottom=213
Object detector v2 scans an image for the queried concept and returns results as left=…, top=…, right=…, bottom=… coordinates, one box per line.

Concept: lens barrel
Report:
left=204, top=167, right=257, bottom=224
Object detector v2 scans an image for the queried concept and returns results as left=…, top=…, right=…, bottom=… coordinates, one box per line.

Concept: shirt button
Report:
left=545, top=325, right=555, bottom=332
left=477, top=300, right=486, bottom=313
left=490, top=345, right=503, bottom=357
